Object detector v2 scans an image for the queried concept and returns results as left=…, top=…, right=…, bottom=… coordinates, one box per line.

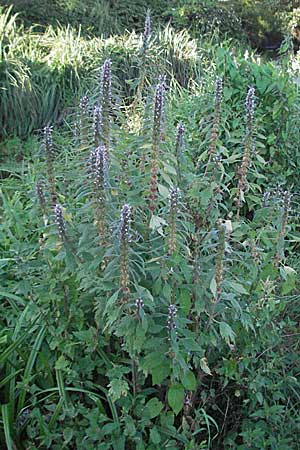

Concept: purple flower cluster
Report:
left=93, top=105, right=103, bottom=147
left=100, top=59, right=112, bottom=103
left=167, top=304, right=178, bottom=338
left=54, top=203, right=66, bottom=239
left=120, top=204, right=131, bottom=241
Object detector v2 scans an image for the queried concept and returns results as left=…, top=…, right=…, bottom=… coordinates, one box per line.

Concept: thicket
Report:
left=1, top=9, right=300, bottom=449
left=166, top=0, right=300, bottom=48
left=0, top=0, right=169, bottom=35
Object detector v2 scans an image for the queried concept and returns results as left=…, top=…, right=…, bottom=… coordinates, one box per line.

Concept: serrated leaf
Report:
left=168, top=383, right=184, bottom=415
left=144, top=398, right=164, bottom=419
left=181, top=370, right=197, bottom=391
left=152, top=363, right=171, bottom=385
left=219, top=322, right=235, bottom=345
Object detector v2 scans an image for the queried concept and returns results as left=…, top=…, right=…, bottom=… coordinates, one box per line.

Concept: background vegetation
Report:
left=1, top=1, right=300, bottom=449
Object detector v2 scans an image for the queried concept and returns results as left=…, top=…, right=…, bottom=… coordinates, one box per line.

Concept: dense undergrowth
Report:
left=1, top=5, right=300, bottom=450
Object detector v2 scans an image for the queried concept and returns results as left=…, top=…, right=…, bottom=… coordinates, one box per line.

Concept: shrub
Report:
left=1, top=50, right=299, bottom=449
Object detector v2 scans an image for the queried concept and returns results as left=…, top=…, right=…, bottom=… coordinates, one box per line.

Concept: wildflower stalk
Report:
left=43, top=126, right=56, bottom=204
left=167, top=303, right=178, bottom=342
left=120, top=204, right=131, bottom=302
left=213, top=221, right=226, bottom=303
left=93, top=105, right=102, bottom=147
left=236, top=87, right=255, bottom=218
left=204, top=77, right=223, bottom=177
left=275, top=190, right=291, bottom=262
left=79, top=95, right=89, bottom=147
left=54, top=203, right=66, bottom=241
left=149, top=81, right=165, bottom=213
left=90, top=145, right=108, bottom=238
left=36, top=179, right=47, bottom=225
left=100, top=59, right=112, bottom=155
left=175, top=123, right=185, bottom=187
left=168, top=187, right=179, bottom=255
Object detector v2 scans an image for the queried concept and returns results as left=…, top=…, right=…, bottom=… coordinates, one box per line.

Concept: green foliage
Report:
left=166, top=0, right=300, bottom=47
left=0, top=7, right=199, bottom=138
left=1, top=7, right=300, bottom=450
left=0, top=0, right=170, bottom=35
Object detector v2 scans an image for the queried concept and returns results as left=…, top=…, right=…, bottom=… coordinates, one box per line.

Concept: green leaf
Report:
left=158, top=184, right=170, bottom=199
left=168, top=383, right=185, bottom=415
left=149, top=215, right=167, bottom=235
left=152, top=363, right=171, bottom=385
left=219, top=322, right=235, bottom=345
left=181, top=370, right=197, bottom=391
left=144, top=398, right=164, bottom=419
left=150, top=426, right=161, bottom=444
left=229, top=281, right=248, bottom=295
left=210, top=277, right=217, bottom=297
left=281, top=274, right=296, bottom=295
left=108, top=379, right=129, bottom=402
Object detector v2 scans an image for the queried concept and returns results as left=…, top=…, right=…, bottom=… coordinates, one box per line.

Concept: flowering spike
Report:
left=175, top=123, right=185, bottom=186
left=78, top=95, right=89, bottom=145
left=167, top=304, right=178, bottom=340
left=93, top=145, right=108, bottom=191
left=214, top=221, right=226, bottom=302
left=36, top=179, right=46, bottom=211
left=236, top=87, right=256, bottom=217
left=93, top=105, right=103, bottom=147
left=275, top=190, right=291, bottom=262
left=168, top=187, right=179, bottom=255
left=43, top=125, right=56, bottom=203
left=119, top=204, right=132, bottom=301
left=89, top=145, right=108, bottom=237
left=245, top=86, right=255, bottom=132
left=149, top=80, right=166, bottom=212
left=54, top=204, right=66, bottom=240
left=204, top=76, right=223, bottom=176
left=100, top=59, right=112, bottom=153
left=153, top=81, right=165, bottom=146
left=142, top=10, right=151, bottom=53
left=44, top=126, right=53, bottom=158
